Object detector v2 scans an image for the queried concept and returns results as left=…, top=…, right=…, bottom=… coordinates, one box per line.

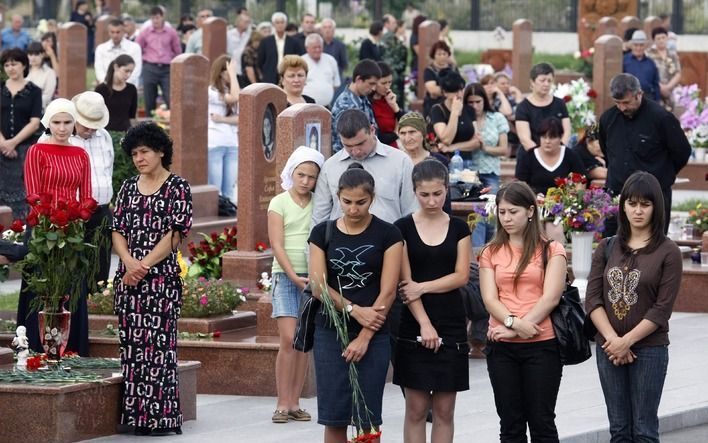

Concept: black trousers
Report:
left=487, top=339, right=563, bottom=443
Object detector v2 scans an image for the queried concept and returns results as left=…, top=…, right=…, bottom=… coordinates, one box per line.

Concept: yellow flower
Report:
left=177, top=250, right=188, bottom=278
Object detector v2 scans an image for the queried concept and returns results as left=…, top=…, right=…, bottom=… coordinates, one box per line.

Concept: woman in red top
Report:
left=370, top=61, right=403, bottom=148
left=18, top=98, right=93, bottom=356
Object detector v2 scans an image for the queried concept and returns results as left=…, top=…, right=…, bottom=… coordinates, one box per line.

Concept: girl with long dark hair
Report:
left=95, top=54, right=137, bottom=132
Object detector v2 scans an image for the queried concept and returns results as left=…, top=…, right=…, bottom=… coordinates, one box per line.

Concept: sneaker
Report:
left=272, top=410, right=289, bottom=423
left=288, top=409, right=311, bottom=421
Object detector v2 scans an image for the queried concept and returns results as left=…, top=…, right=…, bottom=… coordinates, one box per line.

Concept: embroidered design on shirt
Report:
left=330, top=245, right=374, bottom=289
left=607, top=266, right=640, bottom=320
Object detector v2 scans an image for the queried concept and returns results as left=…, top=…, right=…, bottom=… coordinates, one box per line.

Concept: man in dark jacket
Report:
left=598, top=73, right=691, bottom=235
left=257, top=11, right=305, bottom=84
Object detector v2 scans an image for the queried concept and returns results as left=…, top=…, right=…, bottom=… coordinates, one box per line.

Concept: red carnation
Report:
left=563, top=95, right=572, bottom=103
left=10, top=220, right=24, bottom=233
left=212, top=330, right=221, bottom=338
left=229, top=226, right=237, bottom=236
left=26, top=356, right=42, bottom=371
left=587, top=89, right=598, bottom=98
left=255, top=241, right=267, bottom=252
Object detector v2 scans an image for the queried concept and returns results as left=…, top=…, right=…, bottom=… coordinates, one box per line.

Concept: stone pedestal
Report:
left=0, top=360, right=200, bottom=443
left=104, top=0, right=121, bottom=16
left=202, top=17, right=228, bottom=69
left=672, top=262, right=708, bottom=312
left=481, top=49, right=512, bottom=73
left=275, top=103, right=333, bottom=167
left=222, top=250, right=273, bottom=290
left=511, top=19, right=533, bottom=93
left=703, top=231, right=708, bottom=252
left=94, top=15, right=116, bottom=49
left=57, top=22, right=87, bottom=99
left=592, top=34, right=623, bottom=116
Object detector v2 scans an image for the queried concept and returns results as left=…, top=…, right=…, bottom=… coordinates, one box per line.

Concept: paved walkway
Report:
left=84, top=312, right=708, bottom=442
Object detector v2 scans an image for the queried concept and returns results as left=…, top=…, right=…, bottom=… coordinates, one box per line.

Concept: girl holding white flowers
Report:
left=267, top=146, right=325, bottom=424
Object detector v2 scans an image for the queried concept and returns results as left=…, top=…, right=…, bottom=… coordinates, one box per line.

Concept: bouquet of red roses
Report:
left=20, top=193, right=99, bottom=313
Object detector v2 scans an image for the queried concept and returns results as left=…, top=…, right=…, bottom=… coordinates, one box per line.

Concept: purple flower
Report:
left=551, top=203, right=564, bottom=215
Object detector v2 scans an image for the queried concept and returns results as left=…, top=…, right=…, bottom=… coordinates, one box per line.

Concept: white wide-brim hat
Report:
left=71, top=91, right=109, bottom=129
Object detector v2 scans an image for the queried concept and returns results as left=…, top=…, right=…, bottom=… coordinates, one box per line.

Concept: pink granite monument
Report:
left=411, top=20, right=441, bottom=112
left=169, top=54, right=219, bottom=218
left=94, top=15, right=116, bottom=49
left=592, top=34, right=623, bottom=116
left=57, top=22, right=87, bottom=99
left=202, top=17, right=228, bottom=69
left=511, top=19, right=533, bottom=93
left=221, top=84, right=288, bottom=289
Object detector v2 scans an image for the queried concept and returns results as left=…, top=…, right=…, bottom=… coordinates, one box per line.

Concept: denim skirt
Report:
left=270, top=272, right=306, bottom=318
left=313, top=325, right=389, bottom=427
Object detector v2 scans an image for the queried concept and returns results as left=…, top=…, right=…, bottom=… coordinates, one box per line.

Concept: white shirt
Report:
left=94, top=38, right=143, bottom=86
left=227, top=26, right=252, bottom=75
left=26, top=65, right=57, bottom=110
left=39, top=129, right=115, bottom=205
left=207, top=86, right=238, bottom=148
left=275, top=33, right=286, bottom=64
left=302, top=53, right=341, bottom=107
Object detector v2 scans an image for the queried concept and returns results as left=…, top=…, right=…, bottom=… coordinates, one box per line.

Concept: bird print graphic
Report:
left=329, top=245, right=374, bottom=289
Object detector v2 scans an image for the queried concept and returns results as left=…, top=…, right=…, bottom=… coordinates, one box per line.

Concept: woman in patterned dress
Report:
left=111, top=122, right=193, bottom=436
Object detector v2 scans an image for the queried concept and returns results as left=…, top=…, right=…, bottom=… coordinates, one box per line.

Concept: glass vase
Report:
left=38, top=305, right=71, bottom=363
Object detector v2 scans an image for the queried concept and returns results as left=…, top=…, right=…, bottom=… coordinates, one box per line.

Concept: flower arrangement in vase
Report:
left=18, top=193, right=99, bottom=361
left=554, top=78, right=598, bottom=138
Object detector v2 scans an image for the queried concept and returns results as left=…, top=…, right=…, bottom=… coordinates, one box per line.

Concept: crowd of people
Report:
left=0, top=4, right=692, bottom=442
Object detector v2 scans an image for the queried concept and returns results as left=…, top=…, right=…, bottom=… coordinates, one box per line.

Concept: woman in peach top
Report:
left=479, top=181, right=567, bottom=442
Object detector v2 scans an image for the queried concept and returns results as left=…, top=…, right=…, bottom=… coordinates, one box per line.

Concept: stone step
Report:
left=0, top=359, right=200, bottom=443
left=89, top=311, right=256, bottom=334
left=87, top=326, right=316, bottom=398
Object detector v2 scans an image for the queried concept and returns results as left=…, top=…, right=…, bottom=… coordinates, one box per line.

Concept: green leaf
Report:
left=45, top=232, right=58, bottom=241
left=66, top=236, right=82, bottom=244
left=57, top=240, right=66, bottom=249
left=46, top=240, right=56, bottom=251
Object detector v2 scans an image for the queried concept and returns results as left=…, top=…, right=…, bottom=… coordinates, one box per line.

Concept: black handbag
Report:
left=460, top=262, right=488, bottom=321
left=543, top=242, right=592, bottom=365
left=582, top=236, right=616, bottom=341
left=293, top=220, right=334, bottom=353
left=218, top=195, right=237, bottom=217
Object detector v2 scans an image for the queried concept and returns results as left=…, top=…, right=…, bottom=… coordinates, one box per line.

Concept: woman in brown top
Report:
left=585, top=171, right=682, bottom=443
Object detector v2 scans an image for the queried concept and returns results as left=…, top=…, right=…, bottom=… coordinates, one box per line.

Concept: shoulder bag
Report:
left=293, top=220, right=334, bottom=353
left=582, top=236, right=616, bottom=340
left=543, top=241, right=592, bottom=365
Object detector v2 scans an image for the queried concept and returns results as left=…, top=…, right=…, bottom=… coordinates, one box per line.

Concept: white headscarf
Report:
left=41, top=98, right=77, bottom=129
left=280, top=146, right=325, bottom=191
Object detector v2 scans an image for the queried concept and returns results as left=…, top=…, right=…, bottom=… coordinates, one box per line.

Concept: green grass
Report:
left=0, top=291, right=19, bottom=311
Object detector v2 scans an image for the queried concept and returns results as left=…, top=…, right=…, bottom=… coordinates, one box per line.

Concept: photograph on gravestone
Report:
left=305, top=122, right=321, bottom=152
left=263, top=104, right=276, bottom=162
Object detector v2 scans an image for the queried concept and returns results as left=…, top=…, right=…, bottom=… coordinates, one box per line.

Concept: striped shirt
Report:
left=24, top=143, right=92, bottom=204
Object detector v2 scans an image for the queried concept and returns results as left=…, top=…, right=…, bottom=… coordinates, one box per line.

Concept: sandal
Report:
left=272, top=409, right=289, bottom=423
left=288, top=409, right=311, bottom=421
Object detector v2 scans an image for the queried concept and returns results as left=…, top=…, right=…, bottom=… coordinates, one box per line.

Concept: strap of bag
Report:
left=324, top=219, right=334, bottom=250
left=604, top=235, right=616, bottom=265
left=541, top=240, right=571, bottom=286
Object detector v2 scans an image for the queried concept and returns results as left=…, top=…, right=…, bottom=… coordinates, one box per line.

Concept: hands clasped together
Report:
left=341, top=304, right=386, bottom=364
left=601, top=335, right=637, bottom=366
left=121, top=256, right=150, bottom=287
left=487, top=317, right=543, bottom=342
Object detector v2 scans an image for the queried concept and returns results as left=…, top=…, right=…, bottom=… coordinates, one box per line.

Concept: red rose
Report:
left=26, top=356, right=42, bottom=371
left=229, top=226, right=237, bottom=236
left=39, top=193, right=53, bottom=206
left=25, top=193, right=41, bottom=205
left=212, top=330, right=221, bottom=338
left=81, top=198, right=98, bottom=212
left=50, top=209, right=69, bottom=227
left=210, top=232, right=218, bottom=242
left=563, top=95, right=572, bottom=103
left=587, top=89, right=598, bottom=98
left=26, top=211, right=39, bottom=227
left=10, top=220, right=24, bottom=233
left=255, top=241, right=267, bottom=252
left=56, top=199, right=68, bottom=211
left=79, top=208, right=92, bottom=221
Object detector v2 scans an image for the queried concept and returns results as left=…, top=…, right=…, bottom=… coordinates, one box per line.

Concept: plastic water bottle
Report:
left=450, top=150, right=463, bottom=182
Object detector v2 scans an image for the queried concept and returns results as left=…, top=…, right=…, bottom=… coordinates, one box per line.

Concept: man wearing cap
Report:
left=598, top=74, right=691, bottom=236
left=622, top=30, right=660, bottom=101
left=39, top=91, right=115, bottom=282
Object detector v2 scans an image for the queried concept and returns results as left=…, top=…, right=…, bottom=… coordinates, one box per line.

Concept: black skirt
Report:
left=393, top=337, right=470, bottom=392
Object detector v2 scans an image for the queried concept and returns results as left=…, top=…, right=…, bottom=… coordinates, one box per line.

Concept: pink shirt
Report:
left=24, top=143, right=92, bottom=204
left=136, top=26, right=181, bottom=65
left=479, top=241, right=566, bottom=343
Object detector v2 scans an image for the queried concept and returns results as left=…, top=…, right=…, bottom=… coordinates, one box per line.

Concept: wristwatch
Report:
left=504, top=315, right=516, bottom=328
left=345, top=303, right=354, bottom=314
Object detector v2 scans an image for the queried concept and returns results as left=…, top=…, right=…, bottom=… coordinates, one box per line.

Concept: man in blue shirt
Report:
left=1, top=15, right=31, bottom=50
left=622, top=30, right=660, bottom=101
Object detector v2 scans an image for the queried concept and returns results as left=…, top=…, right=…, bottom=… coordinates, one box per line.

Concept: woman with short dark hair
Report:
left=112, top=122, right=192, bottom=436
left=514, top=116, right=585, bottom=195
left=1, top=47, right=42, bottom=218
left=423, top=40, right=455, bottom=119
left=359, top=21, right=384, bottom=62
left=586, top=171, right=682, bottom=442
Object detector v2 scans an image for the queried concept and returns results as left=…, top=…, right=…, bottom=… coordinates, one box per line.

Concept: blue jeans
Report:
left=596, top=344, right=669, bottom=443
left=208, top=145, right=238, bottom=203
left=472, top=173, right=500, bottom=248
